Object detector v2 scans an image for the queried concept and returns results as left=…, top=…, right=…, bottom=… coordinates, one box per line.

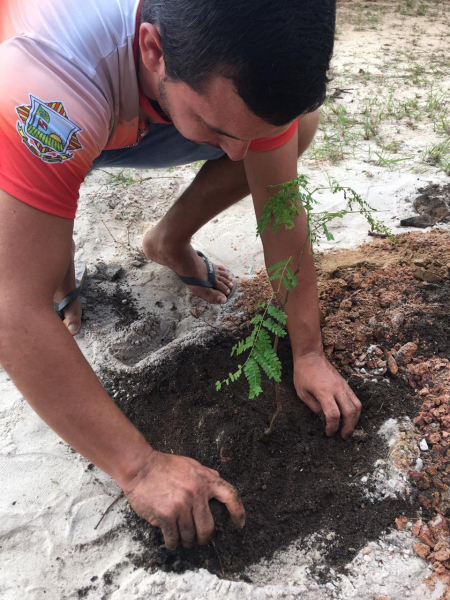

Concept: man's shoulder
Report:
left=1, top=0, right=140, bottom=71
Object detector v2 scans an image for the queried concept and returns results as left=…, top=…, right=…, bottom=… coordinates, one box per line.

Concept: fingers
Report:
left=159, top=518, right=180, bottom=551
left=317, top=396, right=341, bottom=438
left=334, top=391, right=361, bottom=440
left=310, top=388, right=361, bottom=440
left=177, top=509, right=197, bottom=549
left=300, top=390, right=323, bottom=415
left=192, top=502, right=215, bottom=545
left=210, top=480, right=246, bottom=530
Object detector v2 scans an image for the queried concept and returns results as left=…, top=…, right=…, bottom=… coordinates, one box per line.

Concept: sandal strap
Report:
left=176, top=251, right=216, bottom=289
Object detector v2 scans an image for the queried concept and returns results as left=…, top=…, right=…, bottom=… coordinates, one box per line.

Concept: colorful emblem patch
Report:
left=16, top=95, right=82, bottom=163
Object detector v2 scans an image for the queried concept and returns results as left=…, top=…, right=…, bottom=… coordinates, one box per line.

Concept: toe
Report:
left=60, top=297, right=82, bottom=336
left=216, top=274, right=234, bottom=291
left=192, top=286, right=227, bottom=305
left=64, top=318, right=81, bottom=336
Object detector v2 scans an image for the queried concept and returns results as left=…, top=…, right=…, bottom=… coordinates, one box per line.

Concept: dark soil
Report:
left=81, top=270, right=140, bottom=330
left=402, top=281, right=450, bottom=358
left=102, top=335, right=421, bottom=581
left=412, top=183, right=450, bottom=224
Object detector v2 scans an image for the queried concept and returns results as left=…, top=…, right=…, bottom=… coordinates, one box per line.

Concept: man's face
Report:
left=156, top=75, right=289, bottom=161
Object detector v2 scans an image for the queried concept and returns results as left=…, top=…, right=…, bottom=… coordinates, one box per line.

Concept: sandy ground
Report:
left=1, top=1, right=449, bottom=598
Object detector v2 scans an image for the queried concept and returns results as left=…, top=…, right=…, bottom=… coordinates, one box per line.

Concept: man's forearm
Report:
left=0, top=305, right=153, bottom=488
left=260, top=209, right=323, bottom=357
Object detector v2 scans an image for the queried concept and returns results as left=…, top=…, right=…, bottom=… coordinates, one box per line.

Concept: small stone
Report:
left=418, top=525, right=437, bottom=548
left=362, top=547, right=372, bottom=555
left=130, top=260, right=143, bottom=268
left=428, top=514, right=449, bottom=539
left=400, top=215, right=434, bottom=228
left=96, top=262, right=123, bottom=281
left=412, top=520, right=423, bottom=536
left=415, top=458, right=424, bottom=472
left=122, top=299, right=128, bottom=304
left=385, top=351, right=398, bottom=376
left=434, top=548, right=450, bottom=562
left=339, top=298, right=352, bottom=309
left=352, top=429, right=369, bottom=442
left=395, top=516, right=408, bottom=531
left=419, top=439, right=429, bottom=451
left=413, top=543, right=430, bottom=559
left=395, top=342, right=418, bottom=366
left=414, top=267, right=442, bottom=283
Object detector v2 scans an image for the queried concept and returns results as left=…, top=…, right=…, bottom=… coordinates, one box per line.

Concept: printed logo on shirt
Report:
left=16, top=95, right=82, bottom=164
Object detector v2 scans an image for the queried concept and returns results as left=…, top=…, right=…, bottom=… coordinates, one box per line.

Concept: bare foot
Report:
left=53, top=247, right=82, bottom=336
left=143, top=228, right=235, bottom=305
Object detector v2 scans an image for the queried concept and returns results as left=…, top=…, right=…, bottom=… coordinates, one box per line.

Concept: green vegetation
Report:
left=216, top=176, right=392, bottom=434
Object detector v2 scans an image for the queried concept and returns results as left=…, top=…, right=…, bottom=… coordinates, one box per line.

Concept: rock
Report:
left=428, top=432, right=441, bottom=444
left=347, top=273, right=362, bottom=289
left=419, top=439, right=429, bottom=451
left=400, top=215, right=435, bottom=228
left=418, top=525, right=437, bottom=547
left=414, top=268, right=442, bottom=283
left=412, top=520, right=423, bottom=536
left=362, top=546, right=372, bottom=555
left=413, top=258, right=430, bottom=268
left=395, top=516, right=408, bottom=531
left=352, top=429, right=369, bottom=442
left=434, top=548, right=450, bottom=562
left=415, top=457, right=424, bottom=472
left=385, top=351, right=398, bottom=376
left=130, top=260, right=143, bottom=268
left=428, top=514, right=449, bottom=540
left=339, top=298, right=353, bottom=309
left=413, top=542, right=431, bottom=559
left=95, top=262, right=123, bottom=281
left=395, top=342, right=418, bottom=366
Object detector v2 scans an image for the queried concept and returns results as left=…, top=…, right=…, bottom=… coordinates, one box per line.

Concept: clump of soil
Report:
left=81, top=267, right=140, bottom=330
left=413, top=183, right=450, bottom=224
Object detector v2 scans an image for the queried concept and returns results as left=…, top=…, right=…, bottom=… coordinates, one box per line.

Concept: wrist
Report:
left=113, top=438, right=156, bottom=491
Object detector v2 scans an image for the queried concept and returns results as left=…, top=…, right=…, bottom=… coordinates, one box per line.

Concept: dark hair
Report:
left=141, top=0, right=336, bottom=126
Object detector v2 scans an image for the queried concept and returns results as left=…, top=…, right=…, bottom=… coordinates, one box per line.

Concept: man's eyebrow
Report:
left=202, top=120, right=243, bottom=140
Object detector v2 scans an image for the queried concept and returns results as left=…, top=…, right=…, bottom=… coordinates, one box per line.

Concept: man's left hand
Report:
left=293, top=351, right=361, bottom=440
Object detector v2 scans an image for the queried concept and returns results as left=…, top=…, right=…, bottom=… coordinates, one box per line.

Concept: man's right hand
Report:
left=123, top=450, right=245, bottom=550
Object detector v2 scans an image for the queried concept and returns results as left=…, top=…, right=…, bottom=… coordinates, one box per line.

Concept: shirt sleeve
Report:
left=248, top=119, right=298, bottom=153
left=0, top=38, right=111, bottom=220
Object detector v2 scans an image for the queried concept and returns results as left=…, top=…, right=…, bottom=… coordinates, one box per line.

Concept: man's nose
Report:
left=221, top=139, right=250, bottom=161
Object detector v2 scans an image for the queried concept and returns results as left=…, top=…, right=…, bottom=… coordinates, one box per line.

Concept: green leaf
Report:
left=262, top=318, right=287, bottom=338
left=267, top=258, right=293, bottom=274
left=243, top=358, right=263, bottom=399
left=250, top=314, right=263, bottom=325
left=267, top=304, right=287, bottom=325
left=215, top=381, right=221, bottom=391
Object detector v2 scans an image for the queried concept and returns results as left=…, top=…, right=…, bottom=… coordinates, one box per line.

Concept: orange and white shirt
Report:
left=0, top=0, right=297, bottom=219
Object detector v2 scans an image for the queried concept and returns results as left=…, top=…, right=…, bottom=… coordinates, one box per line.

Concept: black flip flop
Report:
left=176, top=250, right=236, bottom=299
left=54, top=260, right=87, bottom=319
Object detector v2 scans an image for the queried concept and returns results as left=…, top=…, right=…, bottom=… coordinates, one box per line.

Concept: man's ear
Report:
left=139, top=23, right=165, bottom=76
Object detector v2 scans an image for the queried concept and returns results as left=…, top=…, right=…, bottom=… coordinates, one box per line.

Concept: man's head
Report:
left=139, top=0, right=335, bottom=159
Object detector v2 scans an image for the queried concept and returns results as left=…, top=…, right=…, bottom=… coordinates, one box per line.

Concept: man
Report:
left=0, top=0, right=361, bottom=551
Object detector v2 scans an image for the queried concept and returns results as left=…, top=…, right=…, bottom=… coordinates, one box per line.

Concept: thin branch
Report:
left=94, top=491, right=125, bottom=530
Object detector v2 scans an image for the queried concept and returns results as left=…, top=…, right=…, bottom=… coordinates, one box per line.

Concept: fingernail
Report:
left=226, top=289, right=230, bottom=295
left=218, top=297, right=226, bottom=304
left=68, top=324, right=78, bottom=332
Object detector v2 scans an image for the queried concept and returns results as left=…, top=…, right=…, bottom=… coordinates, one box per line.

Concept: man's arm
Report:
left=244, top=123, right=361, bottom=439
left=0, top=189, right=244, bottom=548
